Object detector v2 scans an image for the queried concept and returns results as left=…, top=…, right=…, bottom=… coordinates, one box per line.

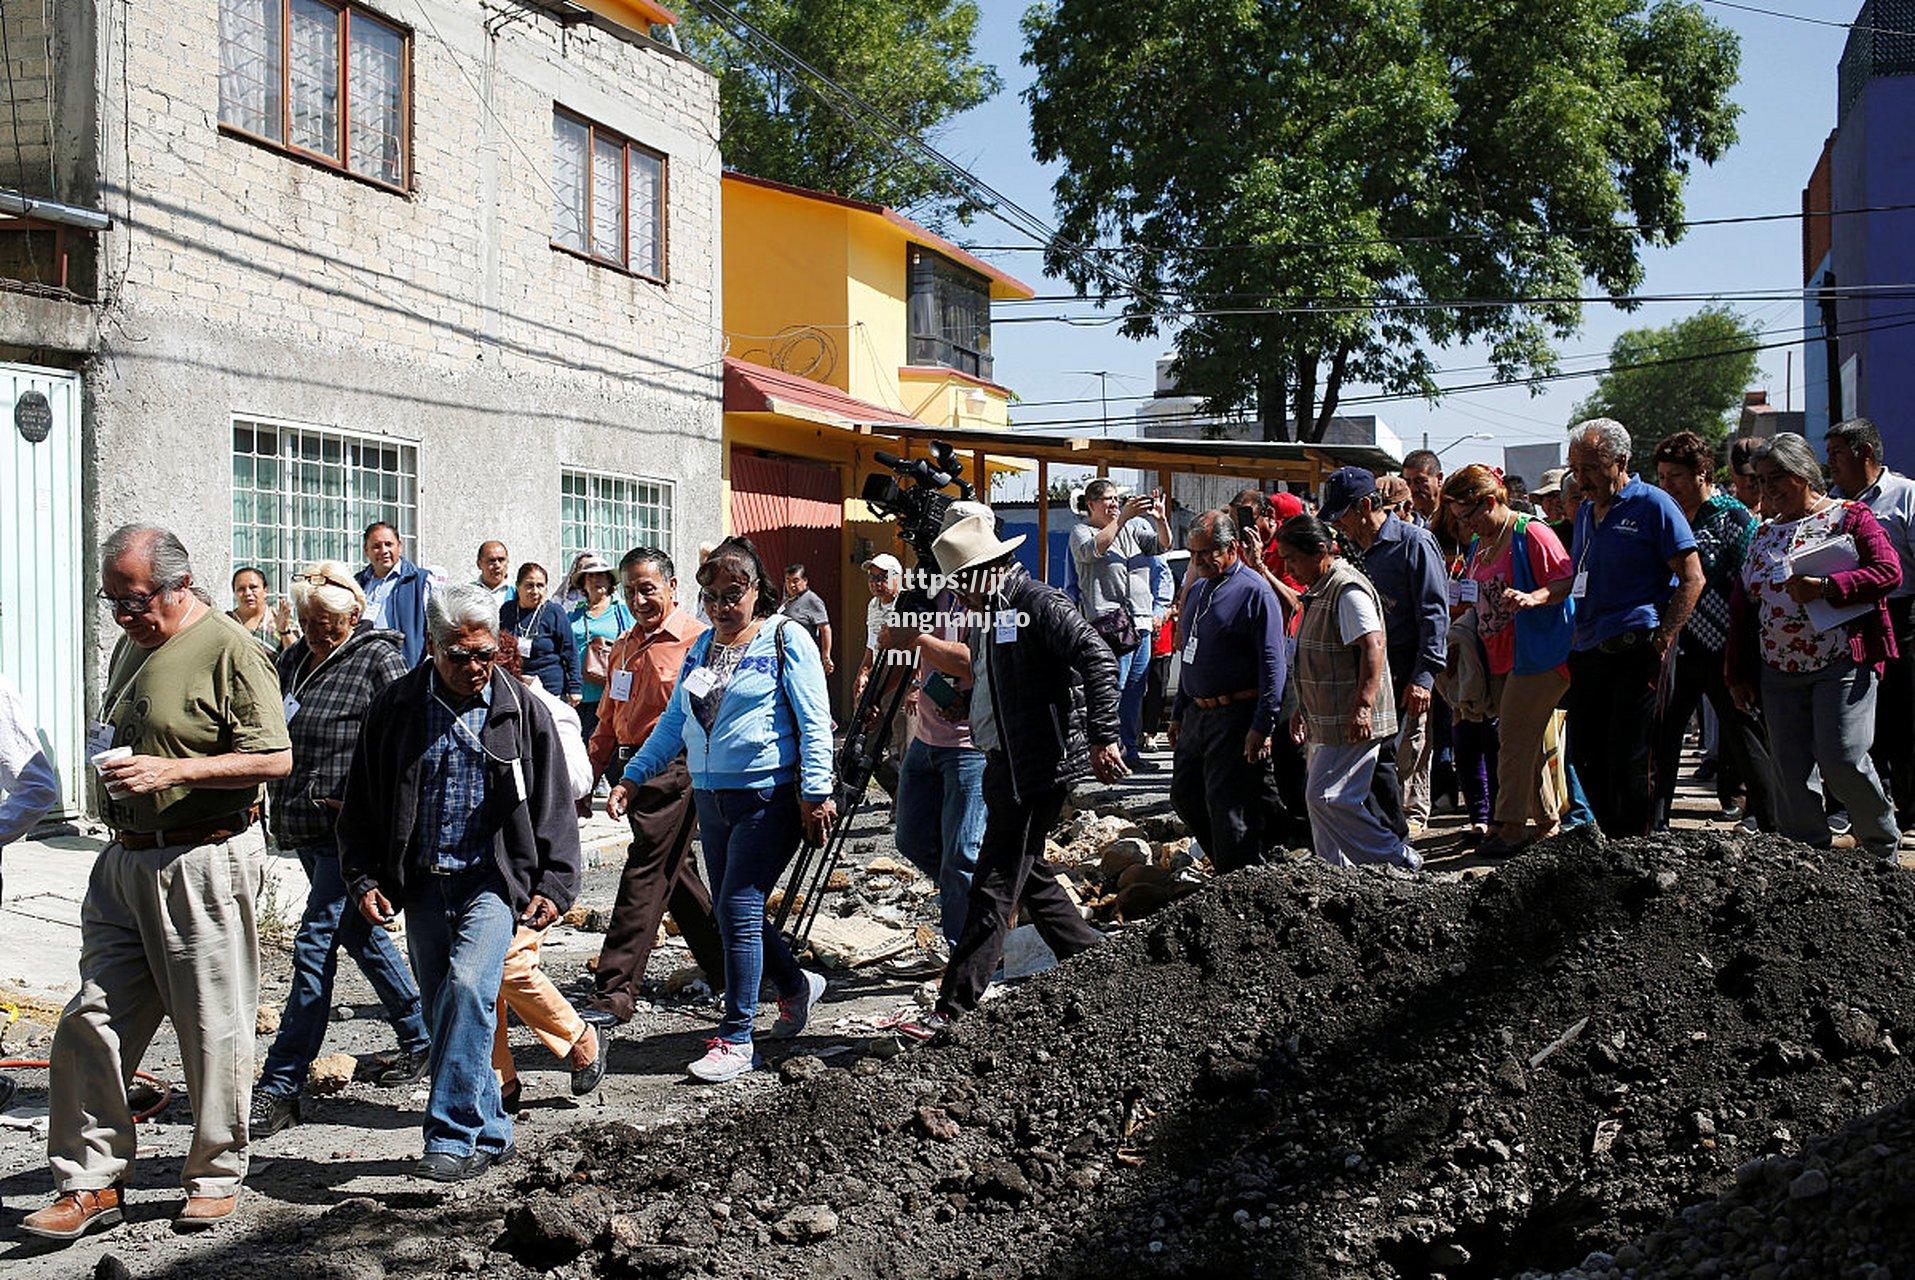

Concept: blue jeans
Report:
left=258, top=846, right=429, bottom=1098
left=1116, top=640, right=1150, bottom=757
left=695, top=785, right=806, bottom=1044
left=405, top=867, right=516, bottom=1157
left=894, top=740, right=987, bottom=946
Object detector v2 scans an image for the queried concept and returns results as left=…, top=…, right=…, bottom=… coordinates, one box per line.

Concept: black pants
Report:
left=1653, top=645, right=1779, bottom=831
left=1170, top=701, right=1269, bottom=873
left=1141, top=653, right=1173, bottom=738
left=936, top=756, right=1102, bottom=1018
left=1265, top=675, right=1312, bottom=847
left=1870, top=597, right=1915, bottom=830
left=1565, top=642, right=1663, bottom=839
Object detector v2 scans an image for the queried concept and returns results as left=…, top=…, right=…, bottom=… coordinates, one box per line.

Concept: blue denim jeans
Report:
left=694, top=785, right=806, bottom=1044
left=405, top=866, right=516, bottom=1157
left=893, top=740, right=987, bottom=946
left=257, top=846, right=429, bottom=1098
left=1116, top=640, right=1150, bottom=758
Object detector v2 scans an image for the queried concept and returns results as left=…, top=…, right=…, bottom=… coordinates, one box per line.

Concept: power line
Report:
left=997, top=282, right=1915, bottom=309
left=1699, top=0, right=1915, bottom=39
left=957, top=201, right=1915, bottom=256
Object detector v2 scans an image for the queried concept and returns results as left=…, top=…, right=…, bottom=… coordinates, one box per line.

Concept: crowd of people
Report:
left=0, top=412, right=1909, bottom=1241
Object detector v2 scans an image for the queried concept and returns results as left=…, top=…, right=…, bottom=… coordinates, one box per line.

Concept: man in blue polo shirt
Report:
left=1513, top=418, right=1701, bottom=839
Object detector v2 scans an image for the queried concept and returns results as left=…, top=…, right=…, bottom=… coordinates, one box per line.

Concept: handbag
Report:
left=584, top=636, right=613, bottom=684
left=1090, top=606, right=1141, bottom=657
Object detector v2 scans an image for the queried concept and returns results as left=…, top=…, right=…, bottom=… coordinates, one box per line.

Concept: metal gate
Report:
left=1, top=363, right=84, bottom=817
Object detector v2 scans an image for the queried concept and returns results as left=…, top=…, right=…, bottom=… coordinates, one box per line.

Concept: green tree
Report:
left=679, top=1, right=1002, bottom=219
left=1569, top=306, right=1762, bottom=459
left=1021, top=0, right=1741, bottom=442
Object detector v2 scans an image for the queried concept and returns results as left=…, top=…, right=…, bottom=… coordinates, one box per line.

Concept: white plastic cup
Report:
left=90, top=745, right=133, bottom=799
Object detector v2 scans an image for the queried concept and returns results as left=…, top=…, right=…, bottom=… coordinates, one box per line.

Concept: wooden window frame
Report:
left=217, top=0, right=414, bottom=195
left=551, top=106, right=670, bottom=285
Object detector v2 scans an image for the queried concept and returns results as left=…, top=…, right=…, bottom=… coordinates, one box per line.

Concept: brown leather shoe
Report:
left=174, top=1193, right=239, bottom=1230
left=20, top=1185, right=124, bottom=1241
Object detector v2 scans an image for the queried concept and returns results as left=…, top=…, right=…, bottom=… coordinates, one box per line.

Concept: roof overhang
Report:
left=562, top=0, right=679, bottom=29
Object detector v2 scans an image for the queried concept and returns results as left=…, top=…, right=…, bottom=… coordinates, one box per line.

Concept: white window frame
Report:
left=231, top=415, right=419, bottom=604
left=560, top=468, right=675, bottom=569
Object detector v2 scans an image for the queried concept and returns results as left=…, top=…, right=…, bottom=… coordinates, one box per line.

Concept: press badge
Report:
left=1182, top=634, right=1199, bottom=663
left=608, top=668, right=635, bottom=702
left=683, top=667, right=718, bottom=698
left=1452, top=579, right=1479, bottom=605
left=85, top=719, right=115, bottom=758
left=1572, top=571, right=1590, bottom=600
left=510, top=757, right=528, bottom=804
left=282, top=694, right=301, bottom=723
left=994, top=611, right=1018, bottom=644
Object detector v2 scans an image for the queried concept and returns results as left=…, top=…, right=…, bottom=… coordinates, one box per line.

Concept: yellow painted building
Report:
left=720, top=171, right=1034, bottom=706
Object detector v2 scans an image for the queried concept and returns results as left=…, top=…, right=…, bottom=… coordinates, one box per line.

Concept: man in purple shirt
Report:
left=1168, top=510, right=1289, bottom=872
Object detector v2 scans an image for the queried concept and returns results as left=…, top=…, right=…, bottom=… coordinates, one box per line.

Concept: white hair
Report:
left=289, top=560, right=367, bottom=620
left=428, top=581, right=501, bottom=647
left=1752, top=432, right=1827, bottom=494
left=1569, top=418, right=1632, bottom=465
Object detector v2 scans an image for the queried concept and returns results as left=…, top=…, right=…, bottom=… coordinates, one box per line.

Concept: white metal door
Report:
left=1, top=362, right=84, bottom=817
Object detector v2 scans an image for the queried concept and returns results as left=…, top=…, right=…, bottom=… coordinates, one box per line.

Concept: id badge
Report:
left=683, top=667, right=717, bottom=698
left=1571, top=571, right=1590, bottom=600
left=1182, top=634, right=1198, bottom=663
left=994, top=610, right=1018, bottom=644
left=510, top=758, right=528, bottom=804
left=282, top=694, right=301, bottom=723
left=85, top=719, right=116, bottom=758
left=1772, top=560, right=1793, bottom=586
left=609, top=668, right=635, bottom=702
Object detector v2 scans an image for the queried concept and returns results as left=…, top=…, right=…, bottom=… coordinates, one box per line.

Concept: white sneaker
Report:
left=687, top=1037, right=757, bottom=1082
left=769, top=970, right=827, bottom=1039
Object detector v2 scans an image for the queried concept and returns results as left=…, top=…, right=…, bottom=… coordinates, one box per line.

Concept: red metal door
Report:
left=729, top=449, right=844, bottom=684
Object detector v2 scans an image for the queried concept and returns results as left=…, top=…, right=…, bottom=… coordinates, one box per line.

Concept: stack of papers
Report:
left=1784, top=535, right=1872, bottom=631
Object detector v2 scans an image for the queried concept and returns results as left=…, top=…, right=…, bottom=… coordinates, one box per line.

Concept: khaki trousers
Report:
left=492, top=926, right=587, bottom=1083
left=1490, top=669, right=1572, bottom=830
left=1398, top=705, right=1434, bottom=828
left=49, top=829, right=263, bottom=1198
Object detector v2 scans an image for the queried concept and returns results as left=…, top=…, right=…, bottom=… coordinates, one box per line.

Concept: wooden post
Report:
left=973, top=448, right=988, bottom=503
left=1036, top=458, right=1050, bottom=583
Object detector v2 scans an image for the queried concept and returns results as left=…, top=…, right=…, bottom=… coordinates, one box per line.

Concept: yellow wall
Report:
left=843, top=215, right=910, bottom=410
left=722, top=186, right=854, bottom=393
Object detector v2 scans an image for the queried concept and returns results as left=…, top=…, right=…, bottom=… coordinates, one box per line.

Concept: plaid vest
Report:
left=1297, top=560, right=1399, bottom=745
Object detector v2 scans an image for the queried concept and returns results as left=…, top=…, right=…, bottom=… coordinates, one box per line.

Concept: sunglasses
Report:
left=699, top=586, right=749, bottom=609
left=444, top=645, right=500, bottom=665
left=96, top=585, right=175, bottom=615
left=294, top=570, right=355, bottom=590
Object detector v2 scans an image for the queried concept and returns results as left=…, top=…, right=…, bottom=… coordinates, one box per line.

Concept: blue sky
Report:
left=937, top=0, right=1853, bottom=483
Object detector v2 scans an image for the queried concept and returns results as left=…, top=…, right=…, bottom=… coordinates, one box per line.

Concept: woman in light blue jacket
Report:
left=609, top=537, right=837, bottom=1082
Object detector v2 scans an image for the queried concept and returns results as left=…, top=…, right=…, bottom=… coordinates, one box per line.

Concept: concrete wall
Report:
left=14, top=1, right=724, bottom=693
left=0, top=0, right=55, bottom=196
left=1830, top=72, right=1915, bottom=467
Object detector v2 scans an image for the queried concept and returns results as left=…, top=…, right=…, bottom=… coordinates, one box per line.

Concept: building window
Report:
left=232, top=418, right=418, bottom=600
left=907, top=247, right=993, bottom=380
left=551, top=108, right=668, bottom=281
left=560, top=469, right=674, bottom=567
left=218, top=0, right=410, bottom=189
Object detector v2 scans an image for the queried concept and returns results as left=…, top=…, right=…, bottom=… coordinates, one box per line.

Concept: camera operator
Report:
left=904, top=507, right=1125, bottom=1039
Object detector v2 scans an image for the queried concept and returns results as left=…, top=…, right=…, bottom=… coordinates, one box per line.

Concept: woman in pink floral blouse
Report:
left=1728, top=433, right=1902, bottom=856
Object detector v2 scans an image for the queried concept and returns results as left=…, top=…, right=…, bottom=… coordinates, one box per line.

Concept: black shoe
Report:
left=1693, top=759, right=1720, bottom=782
left=415, top=1146, right=515, bottom=1182
left=251, top=1091, right=301, bottom=1138
left=578, top=1006, right=622, bottom=1030
left=0, top=1073, right=17, bottom=1112
left=500, top=1077, right=522, bottom=1114
left=370, top=1047, right=431, bottom=1088
left=570, top=1027, right=608, bottom=1096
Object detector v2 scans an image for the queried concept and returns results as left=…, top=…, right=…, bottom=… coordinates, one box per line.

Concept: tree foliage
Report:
left=1570, top=305, right=1762, bottom=458
left=1021, top=0, right=1742, bottom=441
left=678, top=1, right=1002, bottom=220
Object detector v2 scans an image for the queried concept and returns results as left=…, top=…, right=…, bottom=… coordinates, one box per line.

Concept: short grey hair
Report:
left=101, top=523, right=192, bottom=588
left=427, top=581, right=501, bottom=648
left=1195, top=509, right=1240, bottom=547
left=1569, top=417, right=1633, bottom=466
left=1751, top=432, right=1827, bottom=494
left=290, top=560, right=367, bottom=620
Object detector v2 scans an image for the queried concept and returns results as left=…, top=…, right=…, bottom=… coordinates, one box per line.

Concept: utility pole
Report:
left=1068, top=370, right=1112, bottom=436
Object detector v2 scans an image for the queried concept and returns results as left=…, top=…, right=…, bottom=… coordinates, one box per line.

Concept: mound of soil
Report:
left=215, top=830, right=1915, bottom=1280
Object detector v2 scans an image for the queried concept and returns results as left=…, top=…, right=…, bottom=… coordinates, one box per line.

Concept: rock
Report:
left=1812, top=1002, right=1882, bottom=1060
left=1098, top=837, right=1154, bottom=880
left=916, top=1106, right=961, bottom=1142
left=562, top=904, right=592, bottom=929
left=308, top=1052, right=357, bottom=1095
left=770, top=1204, right=839, bottom=1243
left=865, top=855, right=920, bottom=879
left=807, top=915, right=913, bottom=970
left=1787, top=1167, right=1829, bottom=1199
left=975, top=1159, right=1034, bottom=1204
left=1689, top=1111, right=1718, bottom=1142
left=255, top=1003, right=281, bottom=1035
left=779, top=1055, right=828, bottom=1084
left=663, top=965, right=713, bottom=998
left=826, top=869, right=853, bottom=891
left=93, top=1257, right=133, bottom=1280
left=330, top=1004, right=356, bottom=1022
left=505, top=1191, right=600, bottom=1263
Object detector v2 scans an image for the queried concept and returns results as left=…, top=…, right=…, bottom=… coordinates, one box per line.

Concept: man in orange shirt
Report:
left=580, top=547, right=724, bottom=1028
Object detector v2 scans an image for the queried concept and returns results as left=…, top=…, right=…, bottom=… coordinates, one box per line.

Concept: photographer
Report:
left=1070, top=479, right=1171, bottom=768
left=907, top=507, right=1125, bottom=1038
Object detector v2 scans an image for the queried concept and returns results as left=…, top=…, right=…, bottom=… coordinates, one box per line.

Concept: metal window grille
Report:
left=551, top=108, right=668, bottom=281
left=560, top=469, right=674, bottom=569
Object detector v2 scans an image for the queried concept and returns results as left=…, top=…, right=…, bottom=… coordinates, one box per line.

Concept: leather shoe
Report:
left=416, top=1146, right=515, bottom=1182
left=20, top=1185, right=124, bottom=1241
left=570, top=1025, right=607, bottom=1096
left=577, top=1005, right=622, bottom=1030
left=370, top=1047, right=431, bottom=1088
left=175, top=1194, right=239, bottom=1230
left=251, top=1090, right=300, bottom=1138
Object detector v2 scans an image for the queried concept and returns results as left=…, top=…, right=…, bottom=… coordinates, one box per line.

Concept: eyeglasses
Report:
left=699, top=586, right=749, bottom=609
left=293, top=571, right=355, bottom=591
left=444, top=645, right=500, bottom=665
left=96, top=585, right=174, bottom=615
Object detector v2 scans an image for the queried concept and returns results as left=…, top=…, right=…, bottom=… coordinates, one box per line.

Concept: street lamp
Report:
left=1434, top=432, right=1494, bottom=459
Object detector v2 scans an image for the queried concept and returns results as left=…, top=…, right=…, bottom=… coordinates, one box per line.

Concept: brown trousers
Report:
left=588, top=755, right=725, bottom=1020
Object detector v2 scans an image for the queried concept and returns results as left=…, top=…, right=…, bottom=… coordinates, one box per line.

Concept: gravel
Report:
left=149, top=827, right=1915, bottom=1279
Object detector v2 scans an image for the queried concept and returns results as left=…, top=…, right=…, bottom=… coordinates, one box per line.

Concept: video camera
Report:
left=861, top=441, right=975, bottom=564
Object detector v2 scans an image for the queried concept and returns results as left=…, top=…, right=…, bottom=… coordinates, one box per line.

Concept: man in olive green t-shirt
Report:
left=25, top=525, right=291, bottom=1244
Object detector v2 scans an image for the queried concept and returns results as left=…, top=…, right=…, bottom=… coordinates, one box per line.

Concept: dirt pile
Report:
left=202, top=830, right=1915, bottom=1280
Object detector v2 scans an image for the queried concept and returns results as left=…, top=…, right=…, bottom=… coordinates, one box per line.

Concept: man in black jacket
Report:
left=915, top=508, right=1125, bottom=1032
left=338, top=583, right=581, bottom=1182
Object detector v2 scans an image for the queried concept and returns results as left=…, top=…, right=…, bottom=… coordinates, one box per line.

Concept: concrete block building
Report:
left=0, top=0, right=722, bottom=815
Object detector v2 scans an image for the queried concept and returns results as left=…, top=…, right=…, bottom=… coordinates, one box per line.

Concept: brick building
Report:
left=0, top=0, right=721, bottom=815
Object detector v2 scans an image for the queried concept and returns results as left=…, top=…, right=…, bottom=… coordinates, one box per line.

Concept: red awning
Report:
left=724, top=357, right=923, bottom=430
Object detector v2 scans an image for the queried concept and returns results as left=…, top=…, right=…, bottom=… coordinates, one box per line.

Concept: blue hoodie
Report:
left=622, top=617, right=835, bottom=801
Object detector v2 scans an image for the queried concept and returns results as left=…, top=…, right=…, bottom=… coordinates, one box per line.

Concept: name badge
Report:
left=510, top=758, right=528, bottom=804
left=1451, top=579, right=1480, bottom=605
left=683, top=667, right=717, bottom=698
left=994, top=611, right=1018, bottom=644
left=85, top=719, right=116, bottom=759
left=1772, top=560, right=1793, bottom=586
left=609, top=668, right=635, bottom=702
left=1572, top=571, right=1590, bottom=600
left=282, top=694, right=301, bottom=723
left=1182, top=635, right=1198, bottom=663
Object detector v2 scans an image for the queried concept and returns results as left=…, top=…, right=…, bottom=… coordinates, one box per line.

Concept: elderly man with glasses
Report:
left=337, top=583, right=582, bottom=1181
left=24, top=525, right=291, bottom=1242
